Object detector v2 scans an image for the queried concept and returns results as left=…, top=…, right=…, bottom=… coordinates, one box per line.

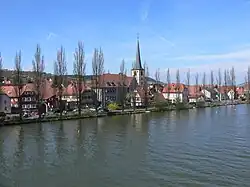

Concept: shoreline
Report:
left=1, top=101, right=248, bottom=126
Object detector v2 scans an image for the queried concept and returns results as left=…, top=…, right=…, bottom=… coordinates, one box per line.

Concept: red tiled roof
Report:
left=162, top=83, right=186, bottom=93
left=1, top=79, right=56, bottom=99
left=98, top=73, right=134, bottom=87
left=62, top=81, right=91, bottom=96
left=218, top=86, right=236, bottom=94
left=236, top=87, right=244, bottom=95
left=187, top=85, right=203, bottom=97
left=1, top=85, right=20, bottom=98
left=42, top=79, right=56, bottom=100
left=22, top=83, right=36, bottom=93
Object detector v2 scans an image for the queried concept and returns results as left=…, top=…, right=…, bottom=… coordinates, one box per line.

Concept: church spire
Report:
left=135, top=33, right=143, bottom=69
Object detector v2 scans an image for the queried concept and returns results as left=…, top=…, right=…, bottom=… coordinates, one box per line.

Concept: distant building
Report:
left=0, top=93, right=11, bottom=114
left=98, top=73, right=137, bottom=107
left=131, top=36, right=145, bottom=87
left=162, top=83, right=189, bottom=103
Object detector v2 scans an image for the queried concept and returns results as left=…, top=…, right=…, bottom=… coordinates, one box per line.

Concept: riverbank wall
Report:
left=1, top=101, right=248, bottom=126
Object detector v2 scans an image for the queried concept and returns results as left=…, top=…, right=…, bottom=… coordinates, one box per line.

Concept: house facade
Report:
left=20, top=83, right=38, bottom=113
left=162, top=83, right=189, bottom=103
left=0, top=93, right=11, bottom=114
left=201, top=87, right=220, bottom=101
left=61, top=81, right=98, bottom=110
left=98, top=73, right=137, bottom=107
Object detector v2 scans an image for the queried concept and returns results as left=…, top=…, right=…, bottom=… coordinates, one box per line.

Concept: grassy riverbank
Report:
left=1, top=100, right=248, bottom=126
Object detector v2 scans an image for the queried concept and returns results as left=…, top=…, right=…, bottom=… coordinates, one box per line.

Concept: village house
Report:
left=201, top=87, right=220, bottom=101
left=94, top=37, right=146, bottom=107
left=0, top=79, right=57, bottom=114
left=187, top=85, right=204, bottom=103
left=97, top=73, right=137, bottom=107
left=21, top=84, right=37, bottom=113
left=1, top=84, right=21, bottom=113
left=162, top=83, right=189, bottom=103
left=42, top=78, right=58, bottom=110
left=218, top=86, right=237, bottom=100
left=131, top=87, right=145, bottom=107
left=61, top=81, right=98, bottom=110
left=0, top=92, right=11, bottom=114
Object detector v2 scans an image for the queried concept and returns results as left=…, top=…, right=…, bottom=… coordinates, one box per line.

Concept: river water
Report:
left=0, top=105, right=250, bottom=186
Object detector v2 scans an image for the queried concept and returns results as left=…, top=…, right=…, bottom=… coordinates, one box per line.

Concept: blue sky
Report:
left=1, top=0, right=250, bottom=83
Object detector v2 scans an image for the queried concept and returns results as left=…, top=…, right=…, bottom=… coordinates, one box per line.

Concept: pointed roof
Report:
left=134, top=34, right=143, bottom=70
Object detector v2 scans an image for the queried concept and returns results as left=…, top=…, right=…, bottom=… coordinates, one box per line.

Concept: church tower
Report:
left=131, top=35, right=145, bottom=86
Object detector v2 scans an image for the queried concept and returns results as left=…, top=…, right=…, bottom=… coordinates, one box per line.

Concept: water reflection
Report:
left=1, top=105, right=250, bottom=186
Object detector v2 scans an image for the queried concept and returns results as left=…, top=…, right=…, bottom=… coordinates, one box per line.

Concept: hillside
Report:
left=0, top=69, right=158, bottom=85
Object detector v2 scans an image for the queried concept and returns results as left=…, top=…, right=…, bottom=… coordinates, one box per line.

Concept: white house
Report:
left=201, top=87, right=220, bottom=101
left=227, top=89, right=235, bottom=100
left=162, top=83, right=189, bottom=103
left=131, top=89, right=144, bottom=107
left=0, top=93, right=11, bottom=114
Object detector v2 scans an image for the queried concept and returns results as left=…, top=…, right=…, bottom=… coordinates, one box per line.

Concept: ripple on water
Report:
left=1, top=105, right=250, bottom=186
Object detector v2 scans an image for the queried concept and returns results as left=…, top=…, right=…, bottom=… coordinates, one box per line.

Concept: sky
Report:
left=1, top=0, right=250, bottom=84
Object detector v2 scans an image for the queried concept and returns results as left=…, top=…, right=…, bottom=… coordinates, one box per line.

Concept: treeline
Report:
left=0, top=42, right=110, bottom=120
left=154, top=66, right=250, bottom=89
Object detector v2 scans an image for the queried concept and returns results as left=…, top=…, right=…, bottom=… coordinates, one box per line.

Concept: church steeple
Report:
left=135, top=34, right=143, bottom=69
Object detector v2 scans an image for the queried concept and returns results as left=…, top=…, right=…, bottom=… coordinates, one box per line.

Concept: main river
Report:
left=1, top=105, right=250, bottom=186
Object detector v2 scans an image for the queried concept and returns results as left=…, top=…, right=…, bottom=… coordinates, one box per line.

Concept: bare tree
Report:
left=155, top=68, right=160, bottom=85
left=230, top=66, right=236, bottom=100
left=247, top=66, right=250, bottom=101
left=186, top=69, right=190, bottom=87
left=120, top=59, right=126, bottom=111
left=224, top=69, right=227, bottom=86
left=195, top=73, right=199, bottom=97
left=218, top=68, right=222, bottom=87
left=217, top=68, right=222, bottom=101
left=32, top=44, right=45, bottom=120
left=230, top=67, right=235, bottom=86
left=176, top=69, right=180, bottom=101
left=153, top=68, right=161, bottom=106
left=223, top=69, right=228, bottom=99
left=92, top=48, right=104, bottom=111
left=54, top=46, right=67, bottom=119
left=143, top=61, right=149, bottom=110
left=166, top=68, right=171, bottom=101
left=13, top=51, right=23, bottom=120
left=145, top=63, right=149, bottom=78
left=226, top=69, right=231, bottom=86
left=202, top=72, right=206, bottom=88
left=73, top=41, right=86, bottom=116
left=210, top=70, right=214, bottom=88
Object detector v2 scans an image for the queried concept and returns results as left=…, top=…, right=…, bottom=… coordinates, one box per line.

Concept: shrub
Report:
left=107, top=103, right=120, bottom=110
